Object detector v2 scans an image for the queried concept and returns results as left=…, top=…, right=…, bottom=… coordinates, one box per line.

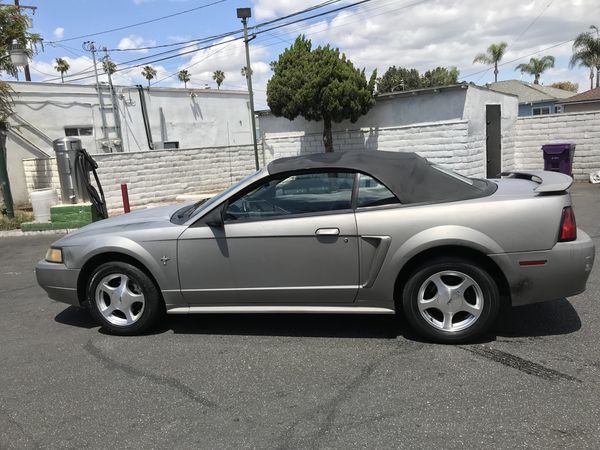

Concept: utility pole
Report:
left=237, top=7, right=259, bottom=170
left=13, top=0, right=35, bottom=82
left=83, top=41, right=109, bottom=145
left=103, top=47, right=124, bottom=152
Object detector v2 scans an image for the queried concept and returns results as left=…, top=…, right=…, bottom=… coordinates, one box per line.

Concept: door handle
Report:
left=315, top=228, right=340, bottom=236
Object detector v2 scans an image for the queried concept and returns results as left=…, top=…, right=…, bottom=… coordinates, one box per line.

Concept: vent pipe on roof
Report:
left=136, top=85, right=154, bottom=150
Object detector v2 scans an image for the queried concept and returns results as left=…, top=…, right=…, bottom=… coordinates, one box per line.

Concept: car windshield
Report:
left=171, top=170, right=263, bottom=224
left=431, top=164, right=474, bottom=185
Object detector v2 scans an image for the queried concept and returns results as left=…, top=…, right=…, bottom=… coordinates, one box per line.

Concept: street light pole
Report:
left=237, top=7, right=259, bottom=171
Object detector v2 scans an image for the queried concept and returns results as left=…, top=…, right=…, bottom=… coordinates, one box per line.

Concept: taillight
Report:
left=558, top=206, right=577, bottom=242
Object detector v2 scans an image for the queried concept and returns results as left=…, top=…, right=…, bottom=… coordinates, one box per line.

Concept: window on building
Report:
left=65, top=126, right=93, bottom=137
left=554, top=105, right=563, bottom=114
left=532, top=106, right=551, bottom=116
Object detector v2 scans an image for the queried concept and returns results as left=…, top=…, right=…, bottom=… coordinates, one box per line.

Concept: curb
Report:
left=0, top=229, right=75, bottom=238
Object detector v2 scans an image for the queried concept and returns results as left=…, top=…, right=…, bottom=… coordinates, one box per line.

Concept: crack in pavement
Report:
left=0, top=405, right=40, bottom=449
left=83, top=340, right=217, bottom=408
left=460, top=345, right=581, bottom=382
left=277, top=342, right=423, bottom=450
left=0, top=285, right=37, bottom=296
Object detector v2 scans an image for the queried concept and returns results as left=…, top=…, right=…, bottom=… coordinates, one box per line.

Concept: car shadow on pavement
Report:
left=54, top=297, right=581, bottom=342
left=54, top=305, right=98, bottom=329
left=492, top=298, right=581, bottom=339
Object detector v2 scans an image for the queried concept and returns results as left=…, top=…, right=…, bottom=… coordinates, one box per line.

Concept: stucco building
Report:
left=557, top=87, right=600, bottom=113
left=5, top=81, right=252, bottom=203
left=487, top=80, right=574, bottom=116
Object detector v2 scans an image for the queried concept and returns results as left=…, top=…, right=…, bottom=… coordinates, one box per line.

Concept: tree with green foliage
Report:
left=515, top=56, right=555, bottom=84
left=102, top=59, right=116, bottom=75
left=0, top=81, right=13, bottom=121
left=212, top=70, right=225, bottom=89
left=178, top=69, right=191, bottom=88
left=0, top=5, right=42, bottom=78
left=267, top=35, right=376, bottom=153
left=473, top=42, right=508, bottom=83
left=141, top=65, right=157, bottom=87
left=241, top=66, right=253, bottom=78
left=550, top=81, right=579, bottom=93
left=420, top=66, right=459, bottom=88
left=0, top=5, right=41, bottom=219
left=570, top=25, right=600, bottom=89
left=377, top=66, right=421, bottom=93
left=54, top=57, right=69, bottom=83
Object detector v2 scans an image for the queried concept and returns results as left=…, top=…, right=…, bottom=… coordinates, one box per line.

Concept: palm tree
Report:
left=473, top=42, right=508, bottom=83
left=54, top=58, right=70, bottom=83
left=515, top=56, right=555, bottom=84
left=103, top=59, right=116, bottom=76
left=178, top=69, right=191, bottom=88
left=241, top=66, right=253, bottom=79
left=141, top=65, right=157, bottom=87
left=212, top=70, right=225, bottom=89
left=570, top=25, right=600, bottom=89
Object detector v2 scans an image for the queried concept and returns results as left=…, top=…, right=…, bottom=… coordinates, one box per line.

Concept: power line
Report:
left=462, top=0, right=557, bottom=83
left=460, top=38, right=575, bottom=81
left=56, top=0, right=374, bottom=84
left=108, top=0, right=345, bottom=52
left=46, top=0, right=227, bottom=44
left=514, top=0, right=555, bottom=43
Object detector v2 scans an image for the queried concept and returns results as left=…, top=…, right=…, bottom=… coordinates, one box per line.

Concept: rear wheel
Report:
left=87, top=262, right=164, bottom=335
left=402, top=257, right=500, bottom=344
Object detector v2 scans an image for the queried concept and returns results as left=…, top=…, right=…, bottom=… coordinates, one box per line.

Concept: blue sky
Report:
left=10, top=0, right=600, bottom=108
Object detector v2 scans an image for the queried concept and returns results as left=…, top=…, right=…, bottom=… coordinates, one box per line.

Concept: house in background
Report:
left=487, top=80, right=574, bottom=116
left=5, top=81, right=252, bottom=203
left=556, top=87, right=600, bottom=113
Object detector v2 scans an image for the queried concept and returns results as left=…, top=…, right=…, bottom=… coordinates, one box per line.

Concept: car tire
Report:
left=402, top=257, right=500, bottom=344
left=87, top=262, right=165, bottom=335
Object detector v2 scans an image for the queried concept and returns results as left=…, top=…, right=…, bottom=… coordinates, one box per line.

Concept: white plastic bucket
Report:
left=30, top=189, right=58, bottom=223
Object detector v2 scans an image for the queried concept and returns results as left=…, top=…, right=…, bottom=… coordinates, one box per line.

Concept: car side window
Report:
left=225, top=172, right=354, bottom=221
left=356, top=174, right=400, bottom=208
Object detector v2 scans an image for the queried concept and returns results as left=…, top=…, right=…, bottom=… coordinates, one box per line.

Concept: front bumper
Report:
left=35, top=260, right=81, bottom=306
left=490, top=229, right=595, bottom=306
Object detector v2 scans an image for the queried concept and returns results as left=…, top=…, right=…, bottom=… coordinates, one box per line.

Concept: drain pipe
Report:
left=136, top=85, right=154, bottom=150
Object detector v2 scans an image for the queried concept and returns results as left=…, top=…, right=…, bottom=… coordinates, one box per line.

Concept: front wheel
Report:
left=402, top=258, right=500, bottom=344
left=87, top=262, right=165, bottom=335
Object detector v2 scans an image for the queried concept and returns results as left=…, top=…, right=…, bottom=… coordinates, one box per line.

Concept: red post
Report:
left=121, top=183, right=130, bottom=213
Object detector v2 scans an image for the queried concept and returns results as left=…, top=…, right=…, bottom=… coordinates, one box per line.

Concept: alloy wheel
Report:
left=417, top=270, right=484, bottom=332
left=95, top=273, right=145, bottom=326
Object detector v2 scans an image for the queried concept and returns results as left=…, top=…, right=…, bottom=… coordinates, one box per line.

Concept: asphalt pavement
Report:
left=1, top=184, right=599, bottom=449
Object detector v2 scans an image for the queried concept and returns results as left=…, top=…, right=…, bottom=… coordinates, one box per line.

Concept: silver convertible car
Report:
left=36, top=152, right=595, bottom=343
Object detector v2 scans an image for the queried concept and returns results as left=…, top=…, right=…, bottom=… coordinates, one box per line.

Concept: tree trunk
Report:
left=597, top=67, right=600, bottom=88
left=494, top=63, right=498, bottom=83
left=591, top=68, right=594, bottom=90
left=61, top=73, right=64, bottom=83
left=534, top=74, right=540, bottom=84
left=323, top=116, right=333, bottom=153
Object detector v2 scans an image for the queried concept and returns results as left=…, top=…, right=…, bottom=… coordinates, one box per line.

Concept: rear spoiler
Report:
left=500, top=170, right=573, bottom=193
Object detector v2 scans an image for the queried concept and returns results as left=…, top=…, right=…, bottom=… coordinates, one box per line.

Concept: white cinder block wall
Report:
left=262, top=121, right=483, bottom=175
left=514, top=111, right=600, bottom=180
left=23, top=145, right=258, bottom=213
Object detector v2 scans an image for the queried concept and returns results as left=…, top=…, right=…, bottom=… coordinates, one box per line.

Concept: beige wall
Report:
left=563, top=102, right=600, bottom=113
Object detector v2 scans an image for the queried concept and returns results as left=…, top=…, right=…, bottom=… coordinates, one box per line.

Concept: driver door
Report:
left=178, top=171, right=359, bottom=305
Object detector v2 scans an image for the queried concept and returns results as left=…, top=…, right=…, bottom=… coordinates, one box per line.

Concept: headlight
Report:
left=45, top=248, right=63, bottom=263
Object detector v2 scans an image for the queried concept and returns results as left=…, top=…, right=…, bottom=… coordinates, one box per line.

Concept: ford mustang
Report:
left=36, top=151, right=595, bottom=343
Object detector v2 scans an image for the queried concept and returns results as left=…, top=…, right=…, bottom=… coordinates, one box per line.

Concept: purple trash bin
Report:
left=542, top=143, right=576, bottom=176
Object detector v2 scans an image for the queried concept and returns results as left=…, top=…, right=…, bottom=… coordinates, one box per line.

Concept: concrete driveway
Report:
left=1, top=184, right=599, bottom=449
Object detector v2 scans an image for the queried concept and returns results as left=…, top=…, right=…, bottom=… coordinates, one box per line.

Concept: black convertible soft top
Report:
left=267, top=151, right=493, bottom=204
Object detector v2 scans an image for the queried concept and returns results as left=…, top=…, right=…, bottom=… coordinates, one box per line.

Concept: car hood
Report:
left=56, top=203, right=188, bottom=241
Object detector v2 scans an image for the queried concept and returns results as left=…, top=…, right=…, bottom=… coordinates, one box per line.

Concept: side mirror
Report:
left=203, top=204, right=225, bottom=228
